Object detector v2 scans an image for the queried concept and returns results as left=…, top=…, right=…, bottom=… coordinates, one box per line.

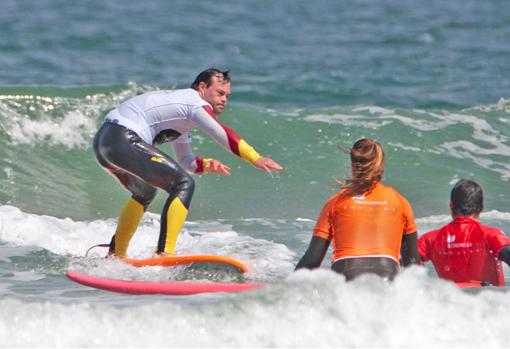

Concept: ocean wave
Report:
left=2, top=267, right=510, bottom=347
left=465, top=98, right=510, bottom=112
left=303, top=104, right=510, bottom=181
left=0, top=205, right=295, bottom=282
left=0, top=83, right=144, bottom=149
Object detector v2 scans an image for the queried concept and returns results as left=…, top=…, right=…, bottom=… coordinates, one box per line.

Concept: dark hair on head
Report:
left=338, top=138, right=385, bottom=198
left=450, top=179, right=483, bottom=216
left=191, top=68, right=231, bottom=90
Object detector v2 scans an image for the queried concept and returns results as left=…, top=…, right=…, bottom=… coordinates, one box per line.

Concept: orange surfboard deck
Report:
left=121, top=255, right=249, bottom=273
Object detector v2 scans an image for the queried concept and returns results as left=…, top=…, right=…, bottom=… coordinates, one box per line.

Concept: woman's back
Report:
left=296, top=138, right=420, bottom=281
left=315, top=182, right=416, bottom=263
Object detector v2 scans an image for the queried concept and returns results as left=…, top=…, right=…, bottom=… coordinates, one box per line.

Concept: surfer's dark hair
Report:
left=450, top=179, right=484, bottom=216
left=191, top=68, right=231, bottom=89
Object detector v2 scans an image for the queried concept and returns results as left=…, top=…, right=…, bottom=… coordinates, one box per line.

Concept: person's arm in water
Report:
left=295, top=194, right=338, bottom=270
left=295, top=236, right=331, bottom=270
left=192, top=105, right=283, bottom=174
left=400, top=232, right=420, bottom=267
left=497, top=245, right=510, bottom=267
left=397, top=192, right=420, bottom=266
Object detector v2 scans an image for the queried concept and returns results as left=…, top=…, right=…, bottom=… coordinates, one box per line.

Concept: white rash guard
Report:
left=104, top=88, right=261, bottom=174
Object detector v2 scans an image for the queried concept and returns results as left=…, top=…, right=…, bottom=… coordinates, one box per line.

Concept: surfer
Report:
left=418, top=179, right=510, bottom=286
left=93, top=68, right=283, bottom=257
left=295, top=138, right=420, bottom=281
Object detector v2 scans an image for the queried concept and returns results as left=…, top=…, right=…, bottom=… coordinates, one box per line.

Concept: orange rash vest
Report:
left=312, top=182, right=417, bottom=262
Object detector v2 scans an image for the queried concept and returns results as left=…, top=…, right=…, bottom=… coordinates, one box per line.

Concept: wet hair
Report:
left=339, top=138, right=385, bottom=198
left=191, top=68, right=231, bottom=90
left=450, top=179, right=483, bottom=216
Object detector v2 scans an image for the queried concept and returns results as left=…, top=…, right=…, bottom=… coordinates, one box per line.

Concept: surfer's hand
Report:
left=254, top=156, right=283, bottom=174
left=204, top=159, right=231, bottom=175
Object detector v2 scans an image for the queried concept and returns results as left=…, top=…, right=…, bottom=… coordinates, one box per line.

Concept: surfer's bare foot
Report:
left=105, top=251, right=116, bottom=259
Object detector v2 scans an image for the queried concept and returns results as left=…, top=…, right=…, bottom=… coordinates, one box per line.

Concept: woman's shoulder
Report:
left=377, top=182, right=403, bottom=194
left=376, top=183, right=412, bottom=203
left=320, top=190, right=345, bottom=209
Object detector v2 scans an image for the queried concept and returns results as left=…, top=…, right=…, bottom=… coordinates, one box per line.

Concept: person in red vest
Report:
left=419, top=179, right=510, bottom=286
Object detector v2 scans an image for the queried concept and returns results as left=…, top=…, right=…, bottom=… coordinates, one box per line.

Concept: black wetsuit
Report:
left=93, top=88, right=261, bottom=255
left=93, top=122, right=194, bottom=253
left=296, top=234, right=419, bottom=281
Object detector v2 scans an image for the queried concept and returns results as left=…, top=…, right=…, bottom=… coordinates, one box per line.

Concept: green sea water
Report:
left=1, top=85, right=510, bottom=222
left=1, top=1, right=510, bottom=347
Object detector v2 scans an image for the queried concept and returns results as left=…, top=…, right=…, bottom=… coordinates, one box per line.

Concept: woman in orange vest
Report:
left=296, top=138, right=420, bottom=281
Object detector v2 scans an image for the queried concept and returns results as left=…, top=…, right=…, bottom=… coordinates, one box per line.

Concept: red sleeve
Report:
left=483, top=226, right=510, bottom=257
left=418, top=232, right=432, bottom=261
left=195, top=106, right=260, bottom=163
left=195, top=156, right=204, bottom=174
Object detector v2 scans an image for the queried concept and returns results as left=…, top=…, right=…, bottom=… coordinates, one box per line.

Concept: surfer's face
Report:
left=197, top=75, right=231, bottom=114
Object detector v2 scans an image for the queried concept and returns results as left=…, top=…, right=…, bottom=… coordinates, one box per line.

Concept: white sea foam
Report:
left=2, top=205, right=510, bottom=347
left=304, top=107, right=500, bottom=133
left=1, top=267, right=510, bottom=347
left=8, top=270, right=46, bottom=282
left=0, top=205, right=295, bottom=281
left=466, top=98, right=510, bottom=112
left=482, top=210, right=510, bottom=221
left=388, top=142, right=422, bottom=152
left=295, top=217, right=314, bottom=222
left=0, top=84, right=141, bottom=149
left=415, top=211, right=510, bottom=237
left=304, top=113, right=393, bottom=129
left=5, top=110, right=97, bottom=148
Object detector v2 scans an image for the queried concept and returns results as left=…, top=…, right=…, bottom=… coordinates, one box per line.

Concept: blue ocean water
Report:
left=1, top=1, right=510, bottom=347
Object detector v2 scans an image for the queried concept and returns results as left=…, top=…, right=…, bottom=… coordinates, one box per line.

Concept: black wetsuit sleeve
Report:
left=400, top=232, right=420, bottom=267
left=498, top=245, right=510, bottom=266
left=295, top=236, right=330, bottom=270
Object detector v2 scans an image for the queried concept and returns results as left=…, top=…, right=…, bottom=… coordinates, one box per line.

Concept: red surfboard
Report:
left=121, top=255, right=249, bottom=273
left=66, top=271, right=264, bottom=295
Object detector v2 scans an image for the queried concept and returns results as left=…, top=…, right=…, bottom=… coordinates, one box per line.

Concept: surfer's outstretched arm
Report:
left=295, top=236, right=330, bottom=270
left=191, top=105, right=283, bottom=175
